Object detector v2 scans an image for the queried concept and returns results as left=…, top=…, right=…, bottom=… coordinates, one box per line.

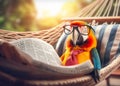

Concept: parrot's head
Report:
left=63, top=21, right=95, bottom=46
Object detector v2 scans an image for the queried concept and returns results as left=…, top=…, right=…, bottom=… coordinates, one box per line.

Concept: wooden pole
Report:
left=62, top=16, right=120, bottom=24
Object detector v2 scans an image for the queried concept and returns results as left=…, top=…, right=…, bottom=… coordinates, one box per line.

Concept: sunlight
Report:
left=34, top=0, right=74, bottom=19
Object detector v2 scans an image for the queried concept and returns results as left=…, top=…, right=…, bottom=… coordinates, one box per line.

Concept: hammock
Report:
left=0, top=17, right=120, bottom=86
left=0, top=0, right=120, bottom=86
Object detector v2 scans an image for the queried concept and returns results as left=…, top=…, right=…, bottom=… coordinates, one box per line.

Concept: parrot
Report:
left=60, top=21, right=101, bottom=82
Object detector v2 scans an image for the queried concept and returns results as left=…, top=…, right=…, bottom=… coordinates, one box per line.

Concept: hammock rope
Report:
left=64, top=0, right=120, bottom=25
left=95, top=0, right=108, bottom=17
left=106, top=0, right=113, bottom=16
left=78, top=0, right=120, bottom=17
left=78, top=0, right=99, bottom=17
left=115, top=0, right=120, bottom=16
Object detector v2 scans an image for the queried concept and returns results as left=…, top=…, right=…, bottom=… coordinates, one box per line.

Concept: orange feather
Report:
left=60, top=21, right=97, bottom=66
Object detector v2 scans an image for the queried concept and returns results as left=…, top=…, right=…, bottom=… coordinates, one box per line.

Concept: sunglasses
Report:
left=63, top=25, right=94, bottom=35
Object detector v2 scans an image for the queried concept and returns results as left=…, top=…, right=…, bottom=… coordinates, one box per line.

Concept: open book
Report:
left=10, top=38, right=94, bottom=79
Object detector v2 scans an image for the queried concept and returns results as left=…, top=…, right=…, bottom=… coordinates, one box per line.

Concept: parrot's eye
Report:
left=63, top=25, right=73, bottom=35
left=79, top=26, right=90, bottom=35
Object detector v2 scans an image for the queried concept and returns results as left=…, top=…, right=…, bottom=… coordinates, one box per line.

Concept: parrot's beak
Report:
left=72, top=27, right=88, bottom=46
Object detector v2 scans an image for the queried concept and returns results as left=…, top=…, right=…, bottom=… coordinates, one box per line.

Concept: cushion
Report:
left=94, top=24, right=120, bottom=67
left=56, top=24, right=120, bottom=67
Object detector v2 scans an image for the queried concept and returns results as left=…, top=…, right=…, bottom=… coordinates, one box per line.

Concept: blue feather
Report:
left=91, top=48, right=101, bottom=70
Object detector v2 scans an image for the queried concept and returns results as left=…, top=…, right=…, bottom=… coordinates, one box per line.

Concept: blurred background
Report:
left=0, top=0, right=95, bottom=31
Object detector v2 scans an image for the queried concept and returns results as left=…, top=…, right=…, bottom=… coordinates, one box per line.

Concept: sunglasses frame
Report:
left=63, top=24, right=94, bottom=35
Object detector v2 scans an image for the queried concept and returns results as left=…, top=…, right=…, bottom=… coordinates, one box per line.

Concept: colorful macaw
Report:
left=60, top=21, right=101, bottom=82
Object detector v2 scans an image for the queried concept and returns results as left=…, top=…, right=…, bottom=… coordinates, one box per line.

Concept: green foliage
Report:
left=0, top=0, right=37, bottom=31
left=0, top=0, right=95, bottom=31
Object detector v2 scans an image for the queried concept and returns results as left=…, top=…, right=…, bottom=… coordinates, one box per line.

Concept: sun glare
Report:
left=34, top=0, right=74, bottom=19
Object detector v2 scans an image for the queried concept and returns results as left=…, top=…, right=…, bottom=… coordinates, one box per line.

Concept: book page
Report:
left=10, top=38, right=61, bottom=66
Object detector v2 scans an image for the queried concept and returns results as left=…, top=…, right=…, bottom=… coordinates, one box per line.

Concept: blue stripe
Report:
left=103, top=24, right=119, bottom=66
left=96, top=25, right=107, bottom=62
left=116, top=43, right=120, bottom=56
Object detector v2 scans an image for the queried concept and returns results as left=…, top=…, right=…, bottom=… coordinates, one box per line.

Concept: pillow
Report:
left=93, top=24, right=120, bottom=67
left=56, top=24, right=120, bottom=67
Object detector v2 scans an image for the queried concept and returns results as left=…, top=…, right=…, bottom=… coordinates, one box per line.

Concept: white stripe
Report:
left=110, top=25, right=120, bottom=58
left=100, top=25, right=113, bottom=58
left=95, top=25, right=103, bottom=39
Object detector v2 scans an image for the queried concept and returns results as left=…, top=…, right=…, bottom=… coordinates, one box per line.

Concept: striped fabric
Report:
left=93, top=24, right=120, bottom=67
left=56, top=24, right=120, bottom=68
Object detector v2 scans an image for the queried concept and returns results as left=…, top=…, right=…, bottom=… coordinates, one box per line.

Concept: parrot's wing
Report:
left=90, top=48, right=102, bottom=83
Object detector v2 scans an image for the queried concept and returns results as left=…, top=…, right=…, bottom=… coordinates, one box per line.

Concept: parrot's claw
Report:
left=91, top=69, right=100, bottom=83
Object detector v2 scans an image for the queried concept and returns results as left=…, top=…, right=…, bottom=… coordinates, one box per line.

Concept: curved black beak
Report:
left=72, top=27, right=83, bottom=46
